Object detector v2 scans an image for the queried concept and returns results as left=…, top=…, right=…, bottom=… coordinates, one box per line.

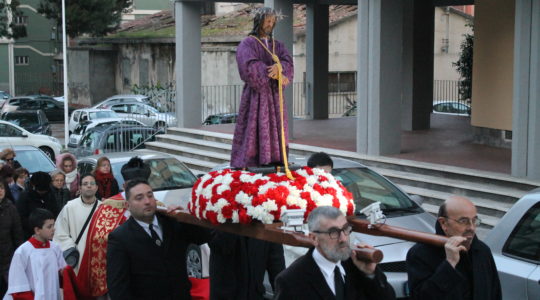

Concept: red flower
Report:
left=238, top=208, right=252, bottom=224
left=221, top=205, right=233, bottom=219
left=206, top=211, right=219, bottom=224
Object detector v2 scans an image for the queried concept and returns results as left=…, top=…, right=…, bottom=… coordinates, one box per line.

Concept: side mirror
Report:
left=21, top=133, right=28, bottom=138
left=409, top=194, right=424, bottom=206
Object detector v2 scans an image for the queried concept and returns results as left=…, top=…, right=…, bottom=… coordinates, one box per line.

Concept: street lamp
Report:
left=62, top=0, right=68, bottom=147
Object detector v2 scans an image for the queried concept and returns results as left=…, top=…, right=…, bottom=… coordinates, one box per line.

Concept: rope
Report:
left=250, top=35, right=294, bottom=180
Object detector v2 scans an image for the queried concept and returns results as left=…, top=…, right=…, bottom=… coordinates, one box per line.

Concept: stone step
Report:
left=167, top=127, right=234, bottom=145
left=400, top=185, right=513, bottom=219
left=156, top=134, right=232, bottom=154
left=375, top=168, right=527, bottom=204
left=146, top=141, right=230, bottom=164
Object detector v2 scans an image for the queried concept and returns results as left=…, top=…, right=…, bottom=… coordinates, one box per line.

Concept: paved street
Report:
left=51, top=122, right=67, bottom=145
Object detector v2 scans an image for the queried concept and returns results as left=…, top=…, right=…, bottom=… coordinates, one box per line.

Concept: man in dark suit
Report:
left=274, top=206, right=395, bottom=300
left=106, top=178, right=210, bottom=300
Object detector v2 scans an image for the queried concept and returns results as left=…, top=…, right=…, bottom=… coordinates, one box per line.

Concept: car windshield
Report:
left=73, top=123, right=88, bottom=135
left=15, top=149, right=55, bottom=173
left=3, top=113, right=37, bottom=127
left=332, top=167, right=422, bottom=216
left=112, top=158, right=197, bottom=191
left=79, top=131, right=102, bottom=149
left=89, top=111, right=118, bottom=119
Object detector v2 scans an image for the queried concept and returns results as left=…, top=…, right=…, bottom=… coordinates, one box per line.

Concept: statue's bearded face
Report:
left=259, top=15, right=276, bottom=37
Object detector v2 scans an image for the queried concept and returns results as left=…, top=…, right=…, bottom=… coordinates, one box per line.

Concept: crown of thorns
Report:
left=250, top=7, right=285, bottom=20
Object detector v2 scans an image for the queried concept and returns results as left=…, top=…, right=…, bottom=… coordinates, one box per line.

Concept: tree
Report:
left=38, top=0, right=132, bottom=38
left=453, top=23, right=474, bottom=102
left=0, top=0, right=27, bottom=39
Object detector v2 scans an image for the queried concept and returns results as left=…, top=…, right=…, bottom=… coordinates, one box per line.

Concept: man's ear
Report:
left=437, top=217, right=448, bottom=232
left=309, top=232, right=318, bottom=247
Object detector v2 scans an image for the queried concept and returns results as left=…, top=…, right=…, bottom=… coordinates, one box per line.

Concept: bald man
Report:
left=406, top=196, right=501, bottom=300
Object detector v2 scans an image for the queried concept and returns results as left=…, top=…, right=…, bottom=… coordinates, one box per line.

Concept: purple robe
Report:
left=230, top=36, right=294, bottom=168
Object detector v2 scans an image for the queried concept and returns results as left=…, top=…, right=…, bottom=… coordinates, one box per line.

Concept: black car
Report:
left=1, top=110, right=52, bottom=135
left=74, top=124, right=159, bottom=157
left=1, top=95, right=75, bottom=122
left=203, top=113, right=238, bottom=125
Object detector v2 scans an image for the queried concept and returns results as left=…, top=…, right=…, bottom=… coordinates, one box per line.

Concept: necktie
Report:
left=334, top=266, right=345, bottom=300
left=149, top=224, right=162, bottom=246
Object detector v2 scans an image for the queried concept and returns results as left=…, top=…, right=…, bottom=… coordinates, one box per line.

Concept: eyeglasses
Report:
left=82, top=182, right=97, bottom=186
left=313, top=224, right=353, bottom=239
left=444, top=216, right=481, bottom=227
left=5, top=158, right=14, bottom=162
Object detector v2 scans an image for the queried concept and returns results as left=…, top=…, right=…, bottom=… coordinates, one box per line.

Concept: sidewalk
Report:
left=196, top=114, right=511, bottom=174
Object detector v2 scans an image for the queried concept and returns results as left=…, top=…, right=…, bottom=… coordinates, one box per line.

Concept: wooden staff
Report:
left=347, top=216, right=448, bottom=247
left=158, top=208, right=383, bottom=263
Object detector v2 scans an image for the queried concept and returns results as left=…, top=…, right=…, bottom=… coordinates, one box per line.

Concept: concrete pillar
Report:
left=306, top=4, right=329, bottom=120
left=265, top=0, right=294, bottom=138
left=357, top=0, right=403, bottom=155
left=174, top=0, right=201, bottom=128
left=512, top=0, right=540, bottom=179
left=401, top=0, right=434, bottom=131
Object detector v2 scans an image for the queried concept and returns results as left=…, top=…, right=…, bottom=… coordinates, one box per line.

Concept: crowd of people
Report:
left=0, top=146, right=503, bottom=300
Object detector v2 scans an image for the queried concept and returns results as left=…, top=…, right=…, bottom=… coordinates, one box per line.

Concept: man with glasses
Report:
left=54, top=174, right=100, bottom=273
left=274, top=206, right=395, bottom=300
left=406, top=196, right=501, bottom=300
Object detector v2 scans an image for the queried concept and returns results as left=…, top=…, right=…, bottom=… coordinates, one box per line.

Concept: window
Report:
left=328, top=72, right=356, bottom=93
left=14, top=16, right=28, bottom=25
left=15, top=56, right=29, bottom=65
left=0, top=123, right=23, bottom=136
left=73, top=111, right=81, bottom=122
left=503, top=202, right=540, bottom=263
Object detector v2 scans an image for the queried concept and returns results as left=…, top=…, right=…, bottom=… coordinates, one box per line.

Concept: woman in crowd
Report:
left=56, top=152, right=80, bottom=199
left=0, top=148, right=22, bottom=170
left=93, top=156, right=119, bottom=199
left=9, top=168, right=29, bottom=203
left=0, top=176, right=24, bottom=296
left=50, top=170, right=71, bottom=209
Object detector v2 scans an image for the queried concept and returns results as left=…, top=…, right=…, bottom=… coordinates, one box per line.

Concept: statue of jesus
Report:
left=230, top=7, right=294, bottom=169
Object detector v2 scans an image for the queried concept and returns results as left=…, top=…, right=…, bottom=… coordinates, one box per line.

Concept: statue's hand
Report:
left=282, top=76, right=290, bottom=86
left=267, top=64, right=279, bottom=79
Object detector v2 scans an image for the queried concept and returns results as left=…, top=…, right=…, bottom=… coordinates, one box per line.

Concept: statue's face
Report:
left=259, top=15, right=276, bottom=37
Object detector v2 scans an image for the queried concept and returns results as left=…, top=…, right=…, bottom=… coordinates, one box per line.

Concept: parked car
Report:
left=0, top=95, right=75, bottom=121
left=7, top=145, right=57, bottom=174
left=0, top=120, right=62, bottom=160
left=73, top=124, right=159, bottom=157
left=432, top=101, right=471, bottom=116
left=107, top=102, right=176, bottom=129
left=93, top=94, right=151, bottom=109
left=484, top=190, right=540, bottom=300
left=68, top=108, right=119, bottom=134
left=77, top=151, right=210, bottom=278
left=203, top=113, right=238, bottom=125
left=211, top=155, right=435, bottom=299
left=1, top=110, right=52, bottom=135
left=68, top=118, right=146, bottom=148
left=0, top=91, right=10, bottom=100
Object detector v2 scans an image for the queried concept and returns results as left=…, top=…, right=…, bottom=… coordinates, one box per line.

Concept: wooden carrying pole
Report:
left=159, top=209, right=383, bottom=263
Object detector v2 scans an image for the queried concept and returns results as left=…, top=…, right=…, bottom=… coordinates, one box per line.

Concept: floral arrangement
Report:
left=188, top=167, right=355, bottom=224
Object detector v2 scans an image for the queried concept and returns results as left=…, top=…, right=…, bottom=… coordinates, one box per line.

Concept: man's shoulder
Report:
left=277, top=252, right=313, bottom=281
left=407, top=242, right=442, bottom=260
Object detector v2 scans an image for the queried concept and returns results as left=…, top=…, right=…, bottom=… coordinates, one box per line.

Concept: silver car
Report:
left=484, top=190, right=540, bottom=300
left=106, top=101, right=176, bottom=129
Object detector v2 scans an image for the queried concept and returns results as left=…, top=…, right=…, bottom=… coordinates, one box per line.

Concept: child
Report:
left=4, top=208, right=66, bottom=300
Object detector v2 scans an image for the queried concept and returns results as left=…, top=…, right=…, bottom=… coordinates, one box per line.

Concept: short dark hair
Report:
left=30, top=171, right=52, bottom=191
left=125, top=178, right=151, bottom=201
left=307, top=152, right=334, bottom=169
left=29, top=208, right=54, bottom=230
left=121, top=156, right=151, bottom=181
left=79, top=173, right=95, bottom=186
left=438, top=203, right=447, bottom=218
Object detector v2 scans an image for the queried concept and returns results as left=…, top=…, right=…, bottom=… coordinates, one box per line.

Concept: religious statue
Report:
left=230, top=7, right=294, bottom=171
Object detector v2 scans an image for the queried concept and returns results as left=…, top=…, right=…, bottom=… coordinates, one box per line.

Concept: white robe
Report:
left=53, top=197, right=101, bottom=273
left=4, top=241, right=66, bottom=300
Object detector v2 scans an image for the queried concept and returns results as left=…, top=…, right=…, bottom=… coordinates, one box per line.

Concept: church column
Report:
left=512, top=0, right=540, bottom=179
left=306, top=3, right=329, bottom=120
left=401, top=0, right=434, bottom=131
left=357, top=0, right=403, bottom=155
left=265, top=0, right=294, bottom=138
left=174, top=0, right=201, bottom=128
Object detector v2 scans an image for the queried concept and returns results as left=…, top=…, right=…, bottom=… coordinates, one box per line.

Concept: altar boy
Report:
left=3, top=209, right=66, bottom=300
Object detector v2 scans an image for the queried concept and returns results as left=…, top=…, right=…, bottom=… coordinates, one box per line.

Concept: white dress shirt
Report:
left=134, top=215, right=163, bottom=241
left=312, top=248, right=346, bottom=295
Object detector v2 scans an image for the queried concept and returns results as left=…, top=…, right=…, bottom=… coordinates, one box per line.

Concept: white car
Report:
left=68, top=108, right=118, bottom=134
left=67, top=117, right=146, bottom=148
left=106, top=102, right=176, bottom=129
left=92, top=94, right=150, bottom=109
left=0, top=120, right=62, bottom=160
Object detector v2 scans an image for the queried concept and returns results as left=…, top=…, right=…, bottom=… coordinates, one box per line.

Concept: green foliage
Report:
left=38, top=0, right=132, bottom=38
left=453, top=23, right=474, bottom=101
left=0, top=0, right=27, bottom=39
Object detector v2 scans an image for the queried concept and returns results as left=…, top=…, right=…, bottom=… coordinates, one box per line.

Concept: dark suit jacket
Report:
left=107, top=214, right=211, bottom=300
left=209, top=232, right=285, bottom=300
left=274, top=248, right=396, bottom=300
